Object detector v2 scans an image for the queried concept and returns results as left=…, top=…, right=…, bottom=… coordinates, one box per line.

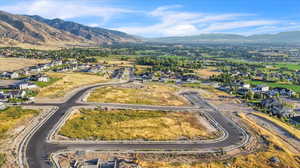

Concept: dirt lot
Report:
left=87, top=82, right=189, bottom=106
left=58, top=108, right=217, bottom=141
left=0, top=57, right=49, bottom=72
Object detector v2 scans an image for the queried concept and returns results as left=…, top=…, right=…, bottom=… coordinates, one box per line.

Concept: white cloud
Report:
left=114, top=5, right=284, bottom=37
left=1, top=0, right=134, bottom=24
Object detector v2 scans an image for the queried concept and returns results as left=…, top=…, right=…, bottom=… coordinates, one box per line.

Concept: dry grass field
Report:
left=0, top=107, right=39, bottom=140
left=59, top=109, right=216, bottom=141
left=196, top=67, right=221, bottom=79
left=0, top=57, right=49, bottom=72
left=87, top=82, right=189, bottom=106
left=135, top=113, right=300, bottom=168
left=253, top=112, right=300, bottom=139
left=36, top=72, right=108, bottom=99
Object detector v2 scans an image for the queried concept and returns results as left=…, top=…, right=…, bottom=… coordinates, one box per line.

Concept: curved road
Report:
left=23, top=81, right=249, bottom=168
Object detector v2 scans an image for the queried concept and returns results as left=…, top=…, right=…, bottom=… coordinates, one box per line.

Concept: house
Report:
left=9, top=72, right=19, bottom=79
left=29, top=66, right=42, bottom=73
left=240, top=83, right=250, bottom=89
left=0, top=102, right=6, bottom=110
left=273, top=87, right=296, bottom=97
left=261, top=97, right=295, bottom=118
left=12, top=81, right=37, bottom=90
left=237, top=88, right=249, bottom=95
left=0, top=80, right=22, bottom=89
left=6, top=90, right=26, bottom=99
left=253, top=85, right=269, bottom=92
left=1, top=72, right=19, bottom=79
left=37, top=76, right=49, bottom=82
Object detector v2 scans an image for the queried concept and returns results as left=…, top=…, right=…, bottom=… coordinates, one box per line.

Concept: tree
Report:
left=245, top=90, right=254, bottom=100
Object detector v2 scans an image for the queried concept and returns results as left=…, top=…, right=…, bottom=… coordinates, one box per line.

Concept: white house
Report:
left=253, top=85, right=269, bottom=92
left=38, top=76, right=49, bottom=82
left=0, top=102, right=6, bottom=110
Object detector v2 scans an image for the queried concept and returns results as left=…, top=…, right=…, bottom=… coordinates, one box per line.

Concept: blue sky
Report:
left=1, top=0, right=300, bottom=37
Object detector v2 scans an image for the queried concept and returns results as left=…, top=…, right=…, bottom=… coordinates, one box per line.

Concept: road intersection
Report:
left=20, top=79, right=250, bottom=168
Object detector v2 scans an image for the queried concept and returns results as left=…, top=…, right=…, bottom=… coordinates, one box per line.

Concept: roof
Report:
left=0, top=80, right=21, bottom=87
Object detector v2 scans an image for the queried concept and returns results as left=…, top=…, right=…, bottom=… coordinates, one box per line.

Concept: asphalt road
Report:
left=24, top=83, right=249, bottom=168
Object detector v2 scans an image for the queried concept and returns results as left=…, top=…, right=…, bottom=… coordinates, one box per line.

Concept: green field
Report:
left=248, top=80, right=300, bottom=93
left=273, top=63, right=300, bottom=71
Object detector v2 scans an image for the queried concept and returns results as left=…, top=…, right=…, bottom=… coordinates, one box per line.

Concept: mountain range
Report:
left=147, top=31, right=300, bottom=44
left=0, top=10, right=139, bottom=49
left=1, top=10, right=300, bottom=48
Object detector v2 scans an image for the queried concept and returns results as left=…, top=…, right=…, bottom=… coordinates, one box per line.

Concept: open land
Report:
left=36, top=72, right=109, bottom=101
left=58, top=108, right=216, bottom=141
left=87, top=82, right=189, bottom=106
left=0, top=57, right=49, bottom=72
left=0, top=107, right=40, bottom=167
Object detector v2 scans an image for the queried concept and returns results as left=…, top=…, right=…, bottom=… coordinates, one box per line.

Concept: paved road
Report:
left=24, top=82, right=249, bottom=168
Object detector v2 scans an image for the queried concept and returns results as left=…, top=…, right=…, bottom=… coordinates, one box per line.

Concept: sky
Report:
left=1, top=0, right=300, bottom=37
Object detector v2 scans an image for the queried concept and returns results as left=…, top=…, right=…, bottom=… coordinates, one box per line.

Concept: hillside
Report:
left=0, top=10, right=139, bottom=49
left=148, top=32, right=300, bottom=44
left=28, top=15, right=139, bottom=44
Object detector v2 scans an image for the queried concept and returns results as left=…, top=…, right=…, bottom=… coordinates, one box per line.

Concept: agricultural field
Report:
left=59, top=108, right=217, bottom=141
left=273, top=63, right=300, bottom=71
left=36, top=72, right=108, bottom=100
left=87, top=82, right=189, bottom=106
left=0, top=57, right=49, bottom=72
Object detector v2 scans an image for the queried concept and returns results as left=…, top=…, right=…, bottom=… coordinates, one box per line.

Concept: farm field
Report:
left=0, top=57, right=49, bottom=72
left=36, top=72, right=108, bottom=99
left=87, top=82, right=189, bottom=106
left=273, top=63, right=300, bottom=71
left=59, top=109, right=216, bottom=141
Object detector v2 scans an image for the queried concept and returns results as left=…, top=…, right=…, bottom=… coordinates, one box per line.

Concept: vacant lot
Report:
left=0, top=107, right=39, bottom=139
left=59, top=109, right=216, bottom=141
left=136, top=113, right=300, bottom=168
left=0, top=57, right=49, bottom=72
left=36, top=72, right=108, bottom=99
left=196, top=67, right=221, bottom=79
left=87, top=82, right=189, bottom=106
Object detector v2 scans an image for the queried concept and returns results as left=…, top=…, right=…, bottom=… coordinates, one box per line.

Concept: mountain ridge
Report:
left=147, top=31, right=300, bottom=44
left=0, top=10, right=139, bottom=49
